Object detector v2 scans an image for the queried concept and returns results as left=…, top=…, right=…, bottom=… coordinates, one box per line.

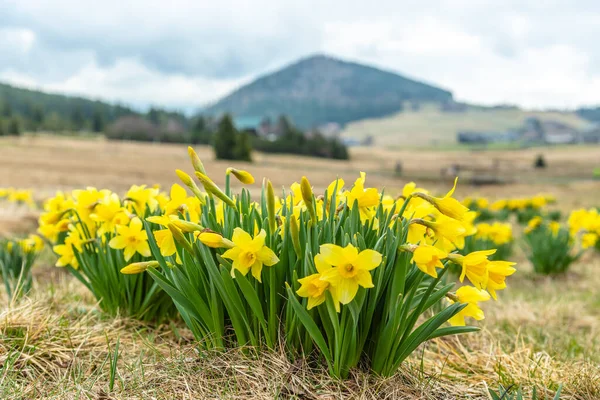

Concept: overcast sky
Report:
left=2, top=0, right=600, bottom=112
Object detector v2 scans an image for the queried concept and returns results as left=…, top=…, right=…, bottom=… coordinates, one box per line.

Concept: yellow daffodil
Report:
left=108, top=217, right=151, bottom=261
left=448, top=286, right=491, bottom=326
left=345, top=172, right=380, bottom=222
left=318, top=243, right=382, bottom=304
left=18, top=234, right=44, bottom=253
left=120, top=261, right=160, bottom=275
left=125, top=185, right=160, bottom=216
left=198, top=232, right=235, bottom=248
left=222, top=228, right=279, bottom=282
left=451, top=249, right=496, bottom=289
left=486, top=261, right=517, bottom=300
left=297, top=254, right=340, bottom=311
left=582, top=232, right=598, bottom=249
left=226, top=168, right=255, bottom=184
left=90, top=193, right=130, bottom=235
left=549, top=221, right=561, bottom=237
left=53, top=231, right=82, bottom=269
left=524, top=216, right=543, bottom=234
left=411, top=245, right=448, bottom=278
left=413, top=178, right=469, bottom=221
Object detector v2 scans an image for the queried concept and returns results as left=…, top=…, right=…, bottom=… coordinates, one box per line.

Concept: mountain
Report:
left=202, top=54, right=453, bottom=128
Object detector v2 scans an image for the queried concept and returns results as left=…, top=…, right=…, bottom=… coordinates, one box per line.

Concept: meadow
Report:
left=341, top=104, right=590, bottom=147
left=1, top=135, right=599, bottom=399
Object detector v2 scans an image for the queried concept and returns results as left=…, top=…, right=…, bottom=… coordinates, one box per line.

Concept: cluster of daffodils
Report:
left=0, top=188, right=35, bottom=208
left=568, top=208, right=600, bottom=250
left=116, top=147, right=515, bottom=378
left=462, top=221, right=514, bottom=261
left=38, top=184, right=184, bottom=320
left=463, top=194, right=557, bottom=224
left=523, top=216, right=581, bottom=275
left=0, top=234, right=43, bottom=298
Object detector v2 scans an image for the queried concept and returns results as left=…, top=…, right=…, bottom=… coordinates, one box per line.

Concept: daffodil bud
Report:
left=168, top=223, right=194, bottom=254
left=300, top=176, right=313, bottom=206
left=198, top=232, right=235, bottom=249
left=226, top=168, right=255, bottom=185
left=170, top=218, right=204, bottom=233
left=266, top=179, right=276, bottom=233
left=176, top=169, right=206, bottom=205
left=188, top=146, right=207, bottom=175
left=289, top=215, right=302, bottom=259
left=120, top=261, right=160, bottom=275
left=194, top=172, right=236, bottom=208
left=301, top=176, right=317, bottom=224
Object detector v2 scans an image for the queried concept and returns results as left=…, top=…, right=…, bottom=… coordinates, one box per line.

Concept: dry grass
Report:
left=1, top=135, right=599, bottom=210
left=1, top=135, right=600, bottom=399
left=1, top=257, right=599, bottom=399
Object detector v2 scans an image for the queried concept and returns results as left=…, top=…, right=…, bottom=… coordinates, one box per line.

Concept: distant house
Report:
left=541, top=120, right=579, bottom=144
left=457, top=130, right=519, bottom=144
left=522, top=118, right=579, bottom=144
left=581, top=126, right=600, bottom=143
left=307, top=122, right=342, bottom=140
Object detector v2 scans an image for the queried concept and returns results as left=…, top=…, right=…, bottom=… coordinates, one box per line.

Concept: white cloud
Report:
left=1, top=0, right=600, bottom=109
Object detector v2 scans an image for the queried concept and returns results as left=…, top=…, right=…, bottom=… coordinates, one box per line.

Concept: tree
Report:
left=71, top=106, right=85, bottom=131
left=234, top=131, right=253, bottom=162
left=191, top=116, right=211, bottom=144
left=0, top=119, right=5, bottom=136
left=92, top=109, right=105, bottom=132
left=32, top=105, right=45, bottom=129
left=214, top=114, right=239, bottom=160
left=8, top=118, right=21, bottom=136
left=2, top=102, right=12, bottom=118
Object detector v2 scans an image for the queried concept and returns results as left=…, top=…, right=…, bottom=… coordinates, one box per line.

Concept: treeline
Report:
left=251, top=116, right=348, bottom=160
left=0, top=81, right=349, bottom=160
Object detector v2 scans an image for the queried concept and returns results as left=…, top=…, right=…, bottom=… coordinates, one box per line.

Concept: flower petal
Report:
left=354, top=249, right=382, bottom=271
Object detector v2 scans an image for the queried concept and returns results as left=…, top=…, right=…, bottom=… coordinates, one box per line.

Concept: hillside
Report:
left=0, top=82, right=135, bottom=128
left=203, top=54, right=453, bottom=128
left=341, top=104, right=592, bottom=148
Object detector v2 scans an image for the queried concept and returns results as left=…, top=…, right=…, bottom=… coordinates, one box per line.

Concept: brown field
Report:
left=1, top=135, right=600, bottom=399
left=1, top=135, right=599, bottom=208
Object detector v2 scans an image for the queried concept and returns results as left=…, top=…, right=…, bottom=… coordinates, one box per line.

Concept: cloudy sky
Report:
left=2, top=0, right=599, bottom=112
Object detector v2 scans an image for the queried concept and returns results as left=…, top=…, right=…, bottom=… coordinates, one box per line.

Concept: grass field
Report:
left=341, top=104, right=591, bottom=147
left=1, top=135, right=600, bottom=399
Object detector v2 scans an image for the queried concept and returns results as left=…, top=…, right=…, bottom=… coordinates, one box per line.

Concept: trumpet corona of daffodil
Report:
left=222, top=228, right=279, bottom=282
left=297, top=254, right=340, bottom=311
left=448, top=286, right=491, bottom=326
left=318, top=243, right=382, bottom=304
left=411, top=245, right=448, bottom=278
left=108, top=217, right=151, bottom=261
left=486, top=261, right=517, bottom=300
left=452, top=249, right=496, bottom=289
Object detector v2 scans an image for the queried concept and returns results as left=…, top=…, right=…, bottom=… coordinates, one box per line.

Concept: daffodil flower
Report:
left=486, top=261, right=517, bottom=300
left=297, top=255, right=340, bottom=311
left=411, top=245, right=448, bottom=278
left=108, top=217, right=151, bottom=261
left=448, top=286, right=491, bottom=326
left=222, top=228, right=279, bottom=282
left=318, top=243, right=382, bottom=304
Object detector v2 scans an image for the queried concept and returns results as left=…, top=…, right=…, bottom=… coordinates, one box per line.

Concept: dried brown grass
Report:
left=1, top=257, right=599, bottom=399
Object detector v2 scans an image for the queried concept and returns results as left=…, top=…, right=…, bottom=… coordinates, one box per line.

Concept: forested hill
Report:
left=0, top=82, right=136, bottom=132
